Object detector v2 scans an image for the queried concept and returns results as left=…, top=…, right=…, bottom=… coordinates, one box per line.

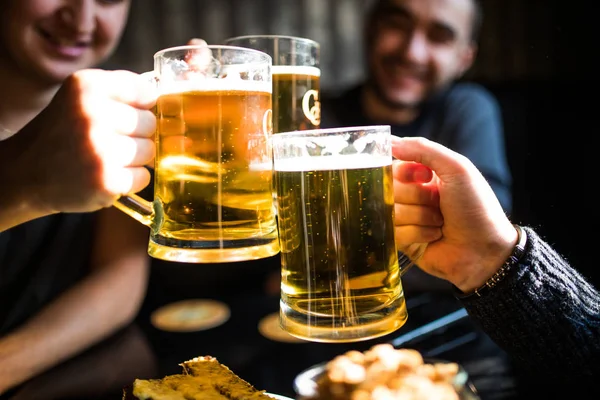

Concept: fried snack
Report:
left=124, top=355, right=273, bottom=400
left=308, top=344, right=461, bottom=400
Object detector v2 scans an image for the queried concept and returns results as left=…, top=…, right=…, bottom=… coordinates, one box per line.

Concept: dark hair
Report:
left=470, top=0, right=483, bottom=43
left=368, top=0, right=483, bottom=44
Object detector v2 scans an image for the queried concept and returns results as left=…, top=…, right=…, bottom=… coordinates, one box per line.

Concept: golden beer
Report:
left=272, top=65, right=321, bottom=133
left=150, top=80, right=279, bottom=262
left=275, top=155, right=407, bottom=342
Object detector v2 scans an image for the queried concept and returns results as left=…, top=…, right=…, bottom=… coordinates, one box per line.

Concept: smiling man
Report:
left=320, top=2, right=516, bottom=385
left=322, top=0, right=512, bottom=215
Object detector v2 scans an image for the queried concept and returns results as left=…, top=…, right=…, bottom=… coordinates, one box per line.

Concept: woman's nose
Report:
left=58, top=0, right=95, bottom=34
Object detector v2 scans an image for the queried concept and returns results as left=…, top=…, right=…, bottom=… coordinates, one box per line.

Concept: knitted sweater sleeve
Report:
left=459, top=226, right=600, bottom=383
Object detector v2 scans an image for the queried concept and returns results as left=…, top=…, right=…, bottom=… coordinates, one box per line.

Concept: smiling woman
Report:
left=0, top=0, right=131, bottom=85
left=0, top=0, right=158, bottom=396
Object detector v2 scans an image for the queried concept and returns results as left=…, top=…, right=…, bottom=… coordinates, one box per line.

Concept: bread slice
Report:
left=124, top=356, right=273, bottom=400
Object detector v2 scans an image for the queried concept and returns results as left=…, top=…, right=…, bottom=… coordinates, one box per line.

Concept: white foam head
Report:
left=272, top=65, right=321, bottom=77
left=274, top=153, right=390, bottom=172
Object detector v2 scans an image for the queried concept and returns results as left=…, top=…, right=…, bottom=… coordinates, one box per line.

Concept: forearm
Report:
left=0, top=133, right=51, bottom=231
left=460, top=227, right=600, bottom=382
left=0, top=254, right=148, bottom=393
left=8, top=325, right=157, bottom=400
left=0, top=196, right=47, bottom=232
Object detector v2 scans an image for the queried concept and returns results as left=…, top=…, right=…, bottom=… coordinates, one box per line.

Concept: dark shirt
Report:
left=0, top=172, right=154, bottom=336
left=321, top=82, right=513, bottom=214
left=0, top=213, right=97, bottom=334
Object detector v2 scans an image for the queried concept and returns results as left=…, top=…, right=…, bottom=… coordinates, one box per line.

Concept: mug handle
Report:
left=114, top=194, right=154, bottom=226
left=397, top=243, right=427, bottom=276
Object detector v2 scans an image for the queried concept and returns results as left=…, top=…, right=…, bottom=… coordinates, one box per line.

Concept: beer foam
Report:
left=274, top=153, right=391, bottom=172
left=159, top=77, right=271, bottom=96
left=272, top=65, right=321, bottom=77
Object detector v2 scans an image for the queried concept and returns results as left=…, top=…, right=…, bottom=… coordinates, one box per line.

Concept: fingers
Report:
left=72, top=69, right=157, bottom=109
left=393, top=178, right=439, bottom=206
left=129, top=167, right=152, bottom=194
left=395, top=225, right=442, bottom=247
left=133, top=109, right=156, bottom=137
left=391, top=136, right=471, bottom=178
left=395, top=203, right=443, bottom=227
left=393, top=163, right=444, bottom=248
left=103, top=166, right=151, bottom=195
left=119, top=137, right=155, bottom=167
left=88, top=100, right=155, bottom=169
left=99, top=102, right=156, bottom=138
left=111, top=70, right=158, bottom=109
left=394, top=203, right=443, bottom=246
left=393, top=160, right=433, bottom=183
left=127, top=137, right=155, bottom=167
left=94, top=133, right=155, bottom=168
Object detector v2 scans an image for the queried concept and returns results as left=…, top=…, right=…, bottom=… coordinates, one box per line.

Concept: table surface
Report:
left=1, top=259, right=526, bottom=400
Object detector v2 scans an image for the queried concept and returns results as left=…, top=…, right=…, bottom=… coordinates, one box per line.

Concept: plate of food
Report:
left=123, top=355, right=292, bottom=400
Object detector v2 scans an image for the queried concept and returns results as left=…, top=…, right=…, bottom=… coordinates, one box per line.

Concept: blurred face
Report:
left=367, top=0, right=476, bottom=109
left=0, top=0, right=131, bottom=84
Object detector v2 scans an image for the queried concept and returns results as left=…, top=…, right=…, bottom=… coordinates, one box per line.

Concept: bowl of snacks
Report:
left=293, top=343, right=479, bottom=400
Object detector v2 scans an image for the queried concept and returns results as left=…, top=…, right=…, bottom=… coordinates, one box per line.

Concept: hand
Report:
left=182, top=38, right=219, bottom=78
left=391, top=136, right=518, bottom=292
left=16, top=69, right=156, bottom=214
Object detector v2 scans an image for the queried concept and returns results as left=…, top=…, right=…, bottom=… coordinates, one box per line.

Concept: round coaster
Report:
left=258, top=312, right=306, bottom=343
left=151, top=299, right=230, bottom=333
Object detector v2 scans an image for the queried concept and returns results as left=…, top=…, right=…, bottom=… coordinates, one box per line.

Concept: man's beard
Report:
left=366, top=74, right=423, bottom=111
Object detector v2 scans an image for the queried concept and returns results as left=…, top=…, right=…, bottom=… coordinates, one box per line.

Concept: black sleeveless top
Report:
left=0, top=212, right=97, bottom=334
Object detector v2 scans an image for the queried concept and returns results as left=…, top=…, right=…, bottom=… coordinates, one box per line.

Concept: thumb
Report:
left=187, top=38, right=208, bottom=46
left=391, top=136, right=472, bottom=179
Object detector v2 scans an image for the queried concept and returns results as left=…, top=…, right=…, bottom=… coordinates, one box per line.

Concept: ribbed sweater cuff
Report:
left=459, top=226, right=600, bottom=383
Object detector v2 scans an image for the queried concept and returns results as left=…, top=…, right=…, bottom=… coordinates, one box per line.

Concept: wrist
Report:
left=453, top=224, right=520, bottom=293
left=0, top=133, right=52, bottom=229
left=455, top=225, right=527, bottom=298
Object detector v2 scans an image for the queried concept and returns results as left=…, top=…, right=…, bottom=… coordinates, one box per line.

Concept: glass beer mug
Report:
left=115, top=45, right=279, bottom=263
left=272, top=125, right=427, bottom=342
left=223, top=35, right=321, bottom=133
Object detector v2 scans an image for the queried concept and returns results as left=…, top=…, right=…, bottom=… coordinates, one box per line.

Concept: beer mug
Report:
left=272, top=125, right=427, bottom=342
left=223, top=35, right=320, bottom=133
left=115, top=45, right=279, bottom=263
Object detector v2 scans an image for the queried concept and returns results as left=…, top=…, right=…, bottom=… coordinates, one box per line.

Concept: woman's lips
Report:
left=38, top=28, right=90, bottom=58
left=53, top=44, right=87, bottom=58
